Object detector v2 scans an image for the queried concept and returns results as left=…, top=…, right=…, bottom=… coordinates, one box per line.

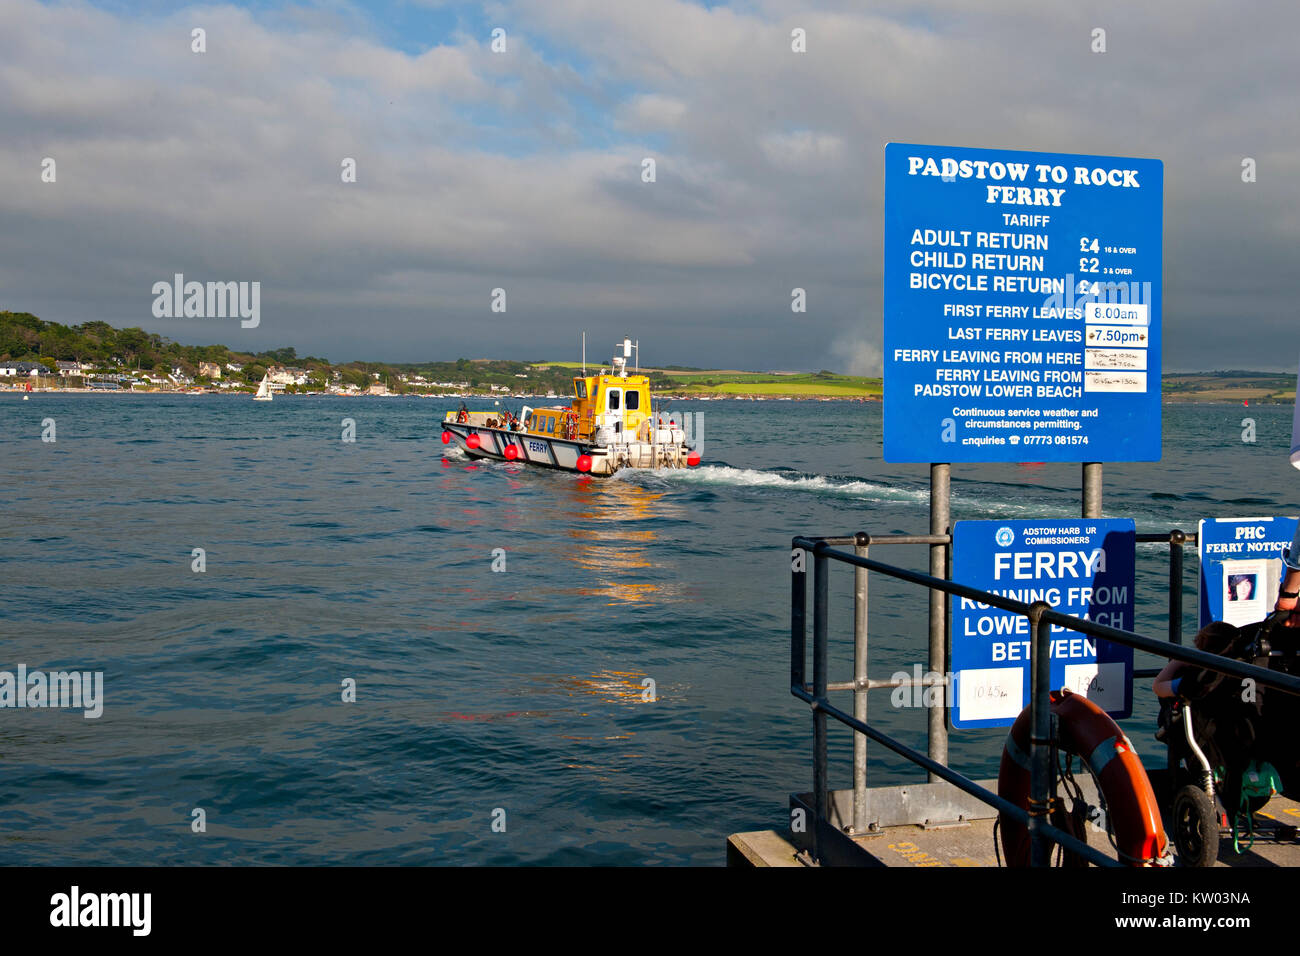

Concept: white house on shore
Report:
left=0, top=360, right=51, bottom=377
left=267, top=365, right=310, bottom=386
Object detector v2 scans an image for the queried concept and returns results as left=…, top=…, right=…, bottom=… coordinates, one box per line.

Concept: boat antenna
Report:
left=582, top=331, right=586, bottom=376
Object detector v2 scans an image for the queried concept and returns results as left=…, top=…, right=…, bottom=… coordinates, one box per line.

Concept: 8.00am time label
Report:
left=883, top=143, right=1163, bottom=463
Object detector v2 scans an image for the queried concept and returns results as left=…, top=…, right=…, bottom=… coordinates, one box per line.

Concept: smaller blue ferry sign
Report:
left=883, top=143, right=1163, bottom=463
left=1197, top=516, right=1299, bottom=630
left=950, top=518, right=1136, bottom=729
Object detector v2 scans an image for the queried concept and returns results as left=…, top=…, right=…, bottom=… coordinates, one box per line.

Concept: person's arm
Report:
left=1278, top=524, right=1300, bottom=626
left=1152, top=659, right=1186, bottom=698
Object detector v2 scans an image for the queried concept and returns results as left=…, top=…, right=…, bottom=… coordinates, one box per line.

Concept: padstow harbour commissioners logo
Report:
left=151, top=274, right=260, bottom=328
left=995, top=526, right=1016, bottom=548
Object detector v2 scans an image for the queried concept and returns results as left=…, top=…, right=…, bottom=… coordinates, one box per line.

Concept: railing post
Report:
left=1168, top=529, right=1185, bottom=646
left=852, top=532, right=869, bottom=835
left=812, top=543, right=830, bottom=859
left=928, top=463, right=950, bottom=778
left=791, top=539, right=807, bottom=690
left=1027, top=600, right=1054, bottom=867
left=1166, top=529, right=1186, bottom=776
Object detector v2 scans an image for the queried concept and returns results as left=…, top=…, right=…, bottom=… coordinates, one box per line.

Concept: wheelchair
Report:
left=1160, top=610, right=1300, bottom=866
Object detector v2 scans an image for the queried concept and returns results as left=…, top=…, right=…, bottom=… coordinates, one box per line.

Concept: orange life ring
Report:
left=997, top=689, right=1169, bottom=867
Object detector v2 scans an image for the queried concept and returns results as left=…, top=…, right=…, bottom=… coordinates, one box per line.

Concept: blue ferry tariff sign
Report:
left=950, top=519, right=1136, bottom=729
left=883, top=143, right=1163, bottom=463
left=1197, top=516, right=1299, bottom=629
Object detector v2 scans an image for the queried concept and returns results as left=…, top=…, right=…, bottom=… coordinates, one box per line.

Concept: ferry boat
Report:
left=440, top=338, right=701, bottom=476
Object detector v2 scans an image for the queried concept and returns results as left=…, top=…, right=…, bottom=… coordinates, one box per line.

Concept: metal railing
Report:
left=790, top=533, right=1300, bottom=867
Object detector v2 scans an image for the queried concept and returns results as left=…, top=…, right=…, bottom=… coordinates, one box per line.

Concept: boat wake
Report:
left=619, top=464, right=929, bottom=504
left=618, top=464, right=1164, bottom=521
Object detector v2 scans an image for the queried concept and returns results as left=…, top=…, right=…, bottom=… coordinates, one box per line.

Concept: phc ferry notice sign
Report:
left=1198, top=516, right=1300, bottom=630
left=883, top=143, right=1163, bottom=463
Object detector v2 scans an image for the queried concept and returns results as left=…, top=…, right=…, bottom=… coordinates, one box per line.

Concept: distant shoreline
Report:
left=4, top=387, right=1290, bottom=406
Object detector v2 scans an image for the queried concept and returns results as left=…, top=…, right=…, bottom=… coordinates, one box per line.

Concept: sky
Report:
left=1, top=0, right=1297, bottom=371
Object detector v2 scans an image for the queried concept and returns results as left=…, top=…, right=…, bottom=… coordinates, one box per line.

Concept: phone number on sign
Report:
left=1020, top=435, right=1089, bottom=445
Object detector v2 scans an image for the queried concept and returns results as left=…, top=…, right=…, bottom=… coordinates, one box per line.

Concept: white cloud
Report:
left=760, top=130, right=845, bottom=170
left=620, top=93, right=688, bottom=129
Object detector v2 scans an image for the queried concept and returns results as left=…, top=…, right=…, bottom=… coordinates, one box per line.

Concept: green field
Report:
left=663, top=372, right=821, bottom=384
left=680, top=381, right=879, bottom=396
left=533, top=361, right=882, bottom=397
left=537, top=362, right=1299, bottom=402
left=664, top=371, right=881, bottom=397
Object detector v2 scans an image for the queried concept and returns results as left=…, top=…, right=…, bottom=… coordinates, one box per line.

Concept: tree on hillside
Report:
left=116, top=327, right=149, bottom=359
left=261, top=347, right=297, bottom=365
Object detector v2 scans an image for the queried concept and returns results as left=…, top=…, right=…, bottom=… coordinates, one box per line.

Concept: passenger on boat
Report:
left=456, top=403, right=469, bottom=424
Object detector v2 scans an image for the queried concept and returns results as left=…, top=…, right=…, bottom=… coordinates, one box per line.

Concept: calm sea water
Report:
left=0, top=394, right=1296, bottom=865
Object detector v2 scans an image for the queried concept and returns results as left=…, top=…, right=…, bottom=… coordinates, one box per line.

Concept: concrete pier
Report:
left=728, top=777, right=1300, bottom=867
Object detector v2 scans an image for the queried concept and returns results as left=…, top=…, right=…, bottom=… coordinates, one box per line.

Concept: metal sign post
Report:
left=928, top=463, right=950, bottom=777
left=1083, top=461, right=1103, bottom=520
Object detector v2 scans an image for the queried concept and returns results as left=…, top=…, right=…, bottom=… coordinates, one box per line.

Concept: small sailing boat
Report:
left=253, top=375, right=273, bottom=402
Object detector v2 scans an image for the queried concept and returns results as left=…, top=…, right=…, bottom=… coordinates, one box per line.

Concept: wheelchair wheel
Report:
left=1173, top=785, right=1220, bottom=867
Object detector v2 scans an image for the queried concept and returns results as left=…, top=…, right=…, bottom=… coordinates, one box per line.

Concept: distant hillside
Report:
left=3, top=311, right=1295, bottom=400
left=1162, top=371, right=1296, bottom=403
left=0, top=311, right=658, bottom=394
